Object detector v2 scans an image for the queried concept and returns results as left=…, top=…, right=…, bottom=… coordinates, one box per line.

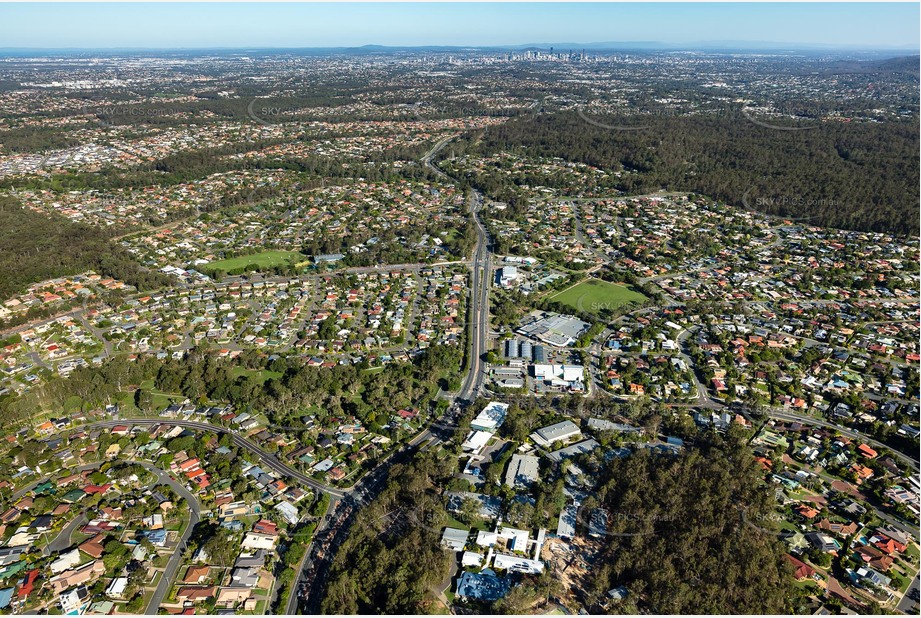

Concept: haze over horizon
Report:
left=0, top=2, right=918, bottom=51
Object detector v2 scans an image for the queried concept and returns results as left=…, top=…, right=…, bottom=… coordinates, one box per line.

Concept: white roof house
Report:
left=241, top=532, right=277, bottom=551
left=441, top=528, right=469, bottom=552
left=59, top=587, right=90, bottom=615
left=462, top=551, right=483, bottom=567
left=461, top=430, right=492, bottom=455
left=106, top=577, right=129, bottom=599
left=498, top=527, right=530, bottom=552
left=530, top=420, right=582, bottom=447
left=492, top=553, right=544, bottom=574
left=49, top=548, right=82, bottom=574
left=505, top=454, right=540, bottom=488
left=274, top=501, right=300, bottom=525
left=471, top=401, right=509, bottom=432
left=476, top=530, right=500, bottom=547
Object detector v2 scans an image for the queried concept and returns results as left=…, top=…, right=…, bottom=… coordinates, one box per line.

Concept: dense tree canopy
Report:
left=446, top=109, right=919, bottom=235
left=0, top=195, right=174, bottom=302
left=321, top=449, right=455, bottom=614
left=585, top=429, right=795, bottom=614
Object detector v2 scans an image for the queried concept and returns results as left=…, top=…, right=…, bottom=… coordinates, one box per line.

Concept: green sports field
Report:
left=550, top=279, right=647, bottom=313
left=201, top=250, right=304, bottom=275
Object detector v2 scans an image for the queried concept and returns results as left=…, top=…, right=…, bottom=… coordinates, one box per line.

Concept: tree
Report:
left=202, top=528, right=236, bottom=567
left=459, top=496, right=481, bottom=525
left=102, top=538, right=130, bottom=571
left=588, top=443, right=793, bottom=614
left=318, top=316, right=338, bottom=340
left=494, top=582, right=539, bottom=614
left=125, top=594, right=145, bottom=613
left=320, top=450, right=451, bottom=614
left=134, top=388, right=154, bottom=413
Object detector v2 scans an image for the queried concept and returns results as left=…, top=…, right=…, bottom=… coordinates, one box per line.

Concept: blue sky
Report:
left=0, top=3, right=917, bottom=50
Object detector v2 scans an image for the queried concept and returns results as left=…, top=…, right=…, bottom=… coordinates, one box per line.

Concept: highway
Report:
left=50, top=132, right=917, bottom=614
left=457, top=189, right=492, bottom=402
left=282, top=495, right=339, bottom=614
left=422, top=134, right=493, bottom=402
left=285, top=134, right=493, bottom=614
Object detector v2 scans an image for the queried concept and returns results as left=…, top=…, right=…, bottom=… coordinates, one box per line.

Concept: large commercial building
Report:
left=516, top=312, right=591, bottom=347
left=471, top=401, right=509, bottom=432
left=548, top=439, right=601, bottom=462
left=532, top=364, right=584, bottom=390
left=530, top=420, right=582, bottom=447
left=504, top=454, right=540, bottom=488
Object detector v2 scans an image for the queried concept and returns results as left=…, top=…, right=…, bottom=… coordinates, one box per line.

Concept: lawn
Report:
left=200, top=250, right=305, bottom=275
left=792, top=579, right=821, bottom=592
left=550, top=278, right=647, bottom=314
left=445, top=515, right=491, bottom=532
left=230, top=367, right=283, bottom=384
left=117, top=386, right=179, bottom=414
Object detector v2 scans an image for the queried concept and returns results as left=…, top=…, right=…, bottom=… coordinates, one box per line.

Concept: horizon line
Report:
left=0, top=41, right=918, bottom=53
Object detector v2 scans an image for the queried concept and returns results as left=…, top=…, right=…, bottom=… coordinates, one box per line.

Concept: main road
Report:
left=422, top=134, right=493, bottom=402
left=458, top=189, right=492, bottom=402
left=87, top=419, right=345, bottom=498
left=287, top=133, right=494, bottom=614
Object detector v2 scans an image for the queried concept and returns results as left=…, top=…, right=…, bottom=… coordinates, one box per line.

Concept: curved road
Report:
left=25, top=136, right=915, bottom=613
left=458, top=189, right=492, bottom=402
left=86, top=419, right=345, bottom=499
left=421, top=134, right=492, bottom=403
left=17, top=456, right=200, bottom=615
left=137, top=461, right=201, bottom=615
left=287, top=136, right=494, bottom=614
left=43, top=511, right=88, bottom=556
